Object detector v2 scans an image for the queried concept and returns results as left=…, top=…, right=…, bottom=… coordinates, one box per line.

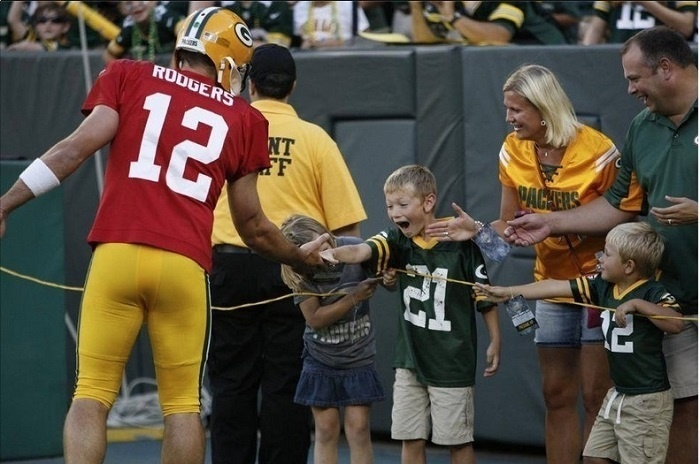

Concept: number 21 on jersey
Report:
left=402, top=265, right=452, bottom=332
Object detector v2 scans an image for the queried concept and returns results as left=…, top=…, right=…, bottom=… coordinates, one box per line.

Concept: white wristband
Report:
left=19, top=159, right=61, bottom=197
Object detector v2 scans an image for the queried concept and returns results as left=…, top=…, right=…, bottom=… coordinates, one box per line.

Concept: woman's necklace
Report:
left=535, top=142, right=551, bottom=158
left=534, top=142, right=564, bottom=183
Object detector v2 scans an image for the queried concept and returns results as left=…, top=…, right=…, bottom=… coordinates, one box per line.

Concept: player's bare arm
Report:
left=228, top=173, right=327, bottom=271
left=320, top=243, right=372, bottom=265
left=0, top=105, right=118, bottom=238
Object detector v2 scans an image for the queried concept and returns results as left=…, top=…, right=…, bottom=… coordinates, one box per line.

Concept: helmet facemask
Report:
left=218, top=57, right=250, bottom=96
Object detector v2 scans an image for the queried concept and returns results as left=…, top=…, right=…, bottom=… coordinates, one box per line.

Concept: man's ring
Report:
left=668, top=219, right=673, bottom=225
left=444, top=231, right=449, bottom=237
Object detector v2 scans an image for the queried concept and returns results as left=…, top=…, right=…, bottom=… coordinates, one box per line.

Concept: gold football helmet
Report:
left=175, top=7, right=254, bottom=95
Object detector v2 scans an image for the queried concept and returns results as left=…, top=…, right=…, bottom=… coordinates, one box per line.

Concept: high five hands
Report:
left=426, top=202, right=481, bottom=241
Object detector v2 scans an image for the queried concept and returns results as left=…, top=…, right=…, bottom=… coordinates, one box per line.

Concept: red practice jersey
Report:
left=83, top=60, right=270, bottom=272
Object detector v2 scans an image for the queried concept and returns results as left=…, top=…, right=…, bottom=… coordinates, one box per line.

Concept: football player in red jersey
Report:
left=0, top=7, right=327, bottom=464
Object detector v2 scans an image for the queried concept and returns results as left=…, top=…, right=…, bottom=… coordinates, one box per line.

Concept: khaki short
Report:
left=390, top=368, right=474, bottom=446
left=584, top=388, right=673, bottom=464
left=664, top=319, right=698, bottom=399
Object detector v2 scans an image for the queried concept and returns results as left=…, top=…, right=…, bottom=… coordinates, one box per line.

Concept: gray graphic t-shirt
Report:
left=295, top=236, right=376, bottom=368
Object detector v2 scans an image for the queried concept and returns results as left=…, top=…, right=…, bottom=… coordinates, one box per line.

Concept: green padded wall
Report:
left=1, top=160, right=67, bottom=460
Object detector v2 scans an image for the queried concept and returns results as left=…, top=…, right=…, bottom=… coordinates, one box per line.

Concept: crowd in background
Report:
left=0, top=1, right=697, bottom=56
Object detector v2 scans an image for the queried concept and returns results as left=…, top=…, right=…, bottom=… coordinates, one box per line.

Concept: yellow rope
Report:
left=212, top=291, right=343, bottom=311
left=2, top=265, right=697, bottom=321
left=393, top=267, right=476, bottom=287
left=391, top=267, right=698, bottom=322
left=0, top=266, right=84, bottom=292
left=0, top=266, right=344, bottom=310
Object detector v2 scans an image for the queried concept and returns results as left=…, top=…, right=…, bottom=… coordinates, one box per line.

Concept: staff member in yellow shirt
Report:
left=208, top=44, right=367, bottom=464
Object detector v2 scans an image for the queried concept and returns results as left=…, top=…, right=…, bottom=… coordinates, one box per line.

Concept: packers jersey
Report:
left=592, top=1, right=697, bottom=43
left=83, top=60, right=270, bottom=273
left=110, top=4, right=185, bottom=60
left=421, top=1, right=567, bottom=44
left=571, top=275, right=680, bottom=394
left=223, top=1, right=293, bottom=46
left=499, top=125, right=620, bottom=284
left=364, top=228, right=495, bottom=387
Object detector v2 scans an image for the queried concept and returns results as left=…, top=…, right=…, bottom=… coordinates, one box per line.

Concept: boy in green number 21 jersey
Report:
left=321, top=165, right=501, bottom=464
left=475, top=221, right=683, bottom=464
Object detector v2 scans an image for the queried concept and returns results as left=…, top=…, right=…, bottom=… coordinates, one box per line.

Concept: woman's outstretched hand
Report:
left=426, top=202, right=481, bottom=242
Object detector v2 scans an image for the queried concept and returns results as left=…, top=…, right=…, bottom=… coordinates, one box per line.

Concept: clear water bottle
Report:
left=473, top=223, right=511, bottom=262
left=505, top=295, right=538, bottom=335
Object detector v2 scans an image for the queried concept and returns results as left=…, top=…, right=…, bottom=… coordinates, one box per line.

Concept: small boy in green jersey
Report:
left=320, top=164, right=501, bottom=464
left=474, top=221, right=683, bottom=464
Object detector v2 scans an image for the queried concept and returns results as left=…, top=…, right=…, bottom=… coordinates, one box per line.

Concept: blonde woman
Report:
left=428, top=64, right=621, bottom=464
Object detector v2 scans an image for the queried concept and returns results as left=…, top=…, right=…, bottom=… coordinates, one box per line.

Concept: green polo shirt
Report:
left=605, top=101, right=698, bottom=314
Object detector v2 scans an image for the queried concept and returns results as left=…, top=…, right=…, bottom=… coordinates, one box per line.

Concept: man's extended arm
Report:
left=505, top=196, right=636, bottom=246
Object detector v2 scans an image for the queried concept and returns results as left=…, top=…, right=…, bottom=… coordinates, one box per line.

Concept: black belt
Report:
left=213, top=244, right=253, bottom=254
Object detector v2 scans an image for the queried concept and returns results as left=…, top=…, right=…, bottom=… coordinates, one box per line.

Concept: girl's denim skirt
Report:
left=294, top=354, right=386, bottom=408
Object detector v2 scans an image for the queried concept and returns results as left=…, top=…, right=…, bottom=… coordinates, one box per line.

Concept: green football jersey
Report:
left=571, top=275, right=680, bottom=394
left=364, top=228, right=495, bottom=387
left=421, top=0, right=567, bottom=44
left=115, top=4, right=184, bottom=60
left=593, top=1, right=697, bottom=43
